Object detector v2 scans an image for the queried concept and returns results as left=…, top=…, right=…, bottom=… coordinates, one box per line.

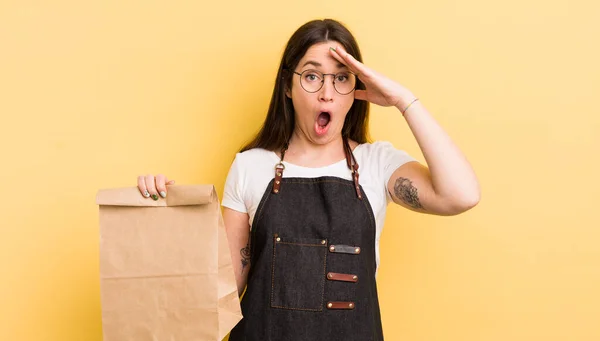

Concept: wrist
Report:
left=394, top=90, right=417, bottom=109
left=396, top=97, right=419, bottom=115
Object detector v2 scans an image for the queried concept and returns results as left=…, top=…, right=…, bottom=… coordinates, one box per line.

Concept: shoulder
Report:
left=224, top=147, right=277, bottom=199
left=355, top=140, right=409, bottom=159
left=233, top=148, right=277, bottom=166
left=227, top=147, right=279, bottom=179
left=355, top=140, right=418, bottom=178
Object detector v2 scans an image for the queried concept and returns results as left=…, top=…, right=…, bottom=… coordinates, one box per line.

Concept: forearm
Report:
left=223, top=208, right=251, bottom=296
left=229, top=237, right=251, bottom=296
left=397, top=98, right=480, bottom=208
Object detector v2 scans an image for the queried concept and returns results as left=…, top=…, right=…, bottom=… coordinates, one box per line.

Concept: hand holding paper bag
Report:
left=96, top=184, right=242, bottom=341
left=135, top=174, right=176, bottom=200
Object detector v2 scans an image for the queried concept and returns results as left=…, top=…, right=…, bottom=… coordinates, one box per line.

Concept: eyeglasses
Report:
left=293, top=69, right=357, bottom=95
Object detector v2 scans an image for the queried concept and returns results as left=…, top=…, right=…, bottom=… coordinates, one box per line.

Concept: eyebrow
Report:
left=301, top=60, right=346, bottom=69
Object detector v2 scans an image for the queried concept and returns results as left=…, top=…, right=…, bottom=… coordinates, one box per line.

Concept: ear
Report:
left=285, top=87, right=291, bottom=98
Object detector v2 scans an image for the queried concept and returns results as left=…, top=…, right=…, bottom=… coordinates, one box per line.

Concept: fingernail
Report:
left=330, top=46, right=336, bottom=51
left=143, top=190, right=150, bottom=198
left=160, top=191, right=167, bottom=198
left=151, top=194, right=159, bottom=201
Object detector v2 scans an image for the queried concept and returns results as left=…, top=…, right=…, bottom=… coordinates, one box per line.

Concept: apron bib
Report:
left=229, top=139, right=384, bottom=341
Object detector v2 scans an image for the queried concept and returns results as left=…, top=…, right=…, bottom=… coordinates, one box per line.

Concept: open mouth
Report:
left=315, top=112, right=331, bottom=136
left=318, top=112, right=331, bottom=127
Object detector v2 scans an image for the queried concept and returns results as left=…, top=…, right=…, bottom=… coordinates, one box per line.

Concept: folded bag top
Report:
left=96, top=184, right=215, bottom=207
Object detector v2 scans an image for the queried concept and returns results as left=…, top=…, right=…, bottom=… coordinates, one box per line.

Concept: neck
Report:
left=283, top=129, right=346, bottom=167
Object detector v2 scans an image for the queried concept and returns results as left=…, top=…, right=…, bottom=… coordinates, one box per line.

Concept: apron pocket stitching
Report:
left=270, top=236, right=327, bottom=311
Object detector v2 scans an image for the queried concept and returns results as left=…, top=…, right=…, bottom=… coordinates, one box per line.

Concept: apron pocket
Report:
left=270, top=234, right=327, bottom=311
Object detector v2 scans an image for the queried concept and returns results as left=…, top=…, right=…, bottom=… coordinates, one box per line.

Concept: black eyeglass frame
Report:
left=292, top=69, right=357, bottom=95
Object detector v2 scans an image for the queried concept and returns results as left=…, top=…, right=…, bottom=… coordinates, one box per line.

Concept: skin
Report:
left=282, top=42, right=356, bottom=167
left=137, top=40, right=481, bottom=295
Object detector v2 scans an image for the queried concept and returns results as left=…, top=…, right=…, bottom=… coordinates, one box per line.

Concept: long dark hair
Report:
left=240, top=19, right=370, bottom=153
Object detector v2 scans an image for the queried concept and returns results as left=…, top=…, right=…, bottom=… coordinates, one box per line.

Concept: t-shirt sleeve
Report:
left=221, top=154, right=248, bottom=213
left=376, top=141, right=418, bottom=202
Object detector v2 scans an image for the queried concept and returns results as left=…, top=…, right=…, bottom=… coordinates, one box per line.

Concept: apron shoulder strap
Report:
left=344, top=138, right=363, bottom=200
left=271, top=139, right=362, bottom=200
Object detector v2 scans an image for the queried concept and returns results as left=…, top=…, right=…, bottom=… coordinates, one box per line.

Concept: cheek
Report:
left=291, top=88, right=313, bottom=111
left=337, top=99, right=355, bottom=119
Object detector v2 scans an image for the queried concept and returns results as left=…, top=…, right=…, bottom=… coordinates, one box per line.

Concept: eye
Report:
left=303, top=71, right=322, bottom=82
left=336, top=73, right=349, bottom=82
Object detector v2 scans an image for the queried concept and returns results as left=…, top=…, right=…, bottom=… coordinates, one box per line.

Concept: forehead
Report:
left=298, top=42, right=345, bottom=69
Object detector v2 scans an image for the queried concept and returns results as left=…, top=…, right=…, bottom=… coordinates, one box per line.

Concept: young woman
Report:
left=137, top=19, right=480, bottom=341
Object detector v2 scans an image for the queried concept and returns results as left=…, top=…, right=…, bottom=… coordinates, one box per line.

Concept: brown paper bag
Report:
left=96, top=184, right=242, bottom=341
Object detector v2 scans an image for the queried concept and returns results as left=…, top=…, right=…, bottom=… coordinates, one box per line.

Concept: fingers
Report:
left=155, top=174, right=169, bottom=199
left=330, top=46, right=372, bottom=79
left=329, top=47, right=348, bottom=68
left=138, top=176, right=150, bottom=198
left=145, top=174, right=159, bottom=200
left=137, top=175, right=176, bottom=200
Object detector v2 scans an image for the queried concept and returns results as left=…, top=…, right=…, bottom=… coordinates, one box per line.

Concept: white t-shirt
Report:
left=221, top=141, right=417, bottom=270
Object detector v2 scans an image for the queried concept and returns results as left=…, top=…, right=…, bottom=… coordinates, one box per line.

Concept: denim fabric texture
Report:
left=228, top=173, right=385, bottom=341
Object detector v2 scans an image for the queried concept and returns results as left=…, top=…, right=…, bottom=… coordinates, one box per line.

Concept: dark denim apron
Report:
left=228, top=139, right=384, bottom=340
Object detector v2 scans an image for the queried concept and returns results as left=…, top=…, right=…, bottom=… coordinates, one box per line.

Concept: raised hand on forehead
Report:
left=329, top=46, right=417, bottom=110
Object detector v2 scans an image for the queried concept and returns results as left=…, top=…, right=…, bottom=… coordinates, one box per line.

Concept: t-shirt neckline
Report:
left=269, top=143, right=364, bottom=170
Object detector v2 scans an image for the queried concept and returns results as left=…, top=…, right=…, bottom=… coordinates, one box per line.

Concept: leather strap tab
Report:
left=328, top=244, right=361, bottom=255
left=272, top=144, right=288, bottom=194
left=326, top=301, right=355, bottom=310
left=327, top=272, right=358, bottom=282
left=272, top=163, right=284, bottom=194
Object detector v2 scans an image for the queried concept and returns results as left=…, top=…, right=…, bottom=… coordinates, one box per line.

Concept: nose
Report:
left=319, top=76, right=335, bottom=102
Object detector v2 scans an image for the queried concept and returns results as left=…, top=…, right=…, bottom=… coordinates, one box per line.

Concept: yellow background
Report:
left=1, top=0, right=599, bottom=340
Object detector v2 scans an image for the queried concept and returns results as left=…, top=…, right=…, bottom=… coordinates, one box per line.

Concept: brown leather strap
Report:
left=272, top=144, right=288, bottom=194
left=272, top=163, right=284, bottom=194
left=327, top=272, right=358, bottom=282
left=329, top=244, right=361, bottom=255
left=273, top=140, right=362, bottom=198
left=326, top=301, right=355, bottom=310
left=343, top=138, right=362, bottom=200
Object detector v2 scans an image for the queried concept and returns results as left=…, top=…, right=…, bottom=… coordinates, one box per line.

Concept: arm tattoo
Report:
left=394, top=177, right=424, bottom=210
left=240, top=242, right=250, bottom=272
